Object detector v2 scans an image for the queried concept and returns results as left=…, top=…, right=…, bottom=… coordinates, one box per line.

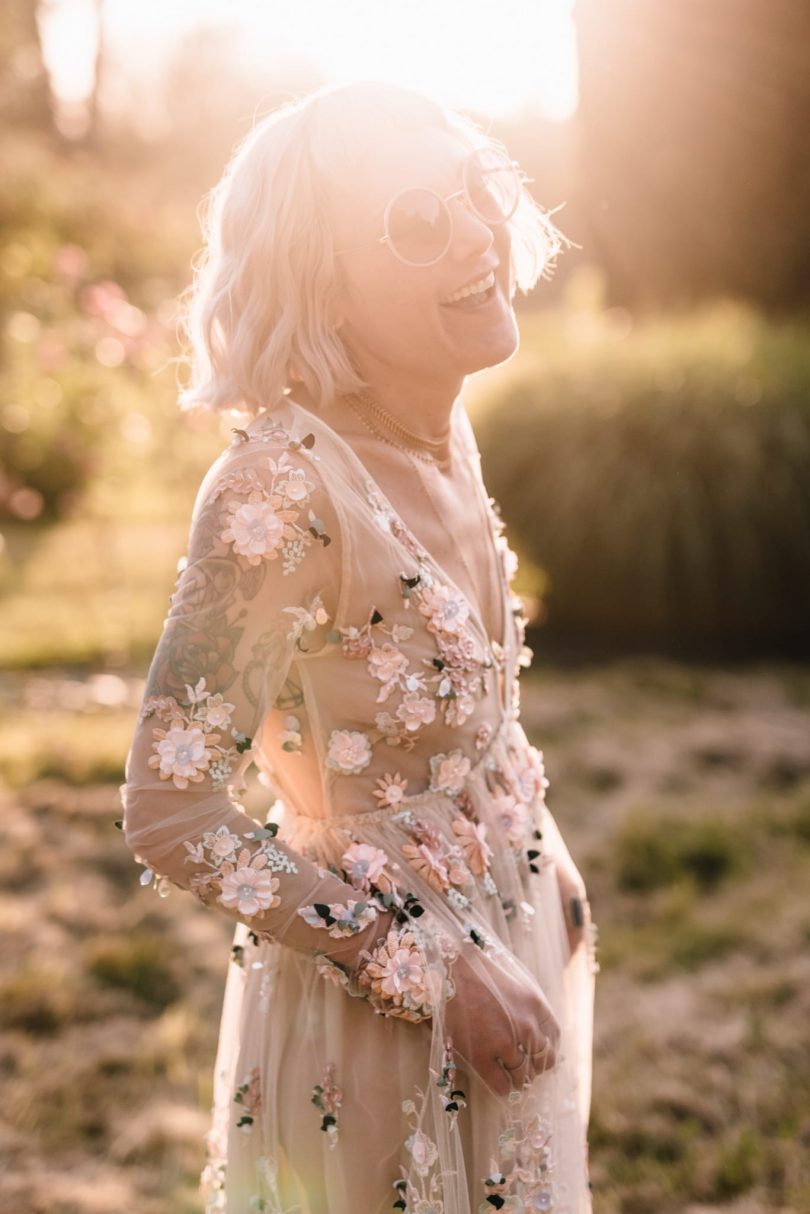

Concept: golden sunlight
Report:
left=40, top=0, right=579, bottom=123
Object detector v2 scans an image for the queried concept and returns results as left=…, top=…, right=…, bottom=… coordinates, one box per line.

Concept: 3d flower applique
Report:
left=341, top=841, right=397, bottom=894
left=490, top=789, right=531, bottom=853
left=217, top=850, right=282, bottom=917
left=356, top=923, right=445, bottom=1022
left=508, top=743, right=550, bottom=806
left=478, top=1088, right=557, bottom=1214
left=450, top=814, right=493, bottom=878
left=400, top=816, right=471, bottom=897
left=221, top=490, right=291, bottom=565
left=311, top=1062, right=343, bottom=1149
left=369, top=642, right=410, bottom=695
left=284, top=591, right=331, bottom=648
left=392, top=1090, right=445, bottom=1212
left=296, top=898, right=379, bottom=938
left=234, top=1064, right=262, bottom=1132
left=182, top=821, right=298, bottom=917
left=213, top=447, right=330, bottom=576
left=428, top=750, right=472, bottom=796
left=373, top=771, right=410, bottom=808
left=149, top=718, right=216, bottom=789
left=396, top=690, right=437, bottom=731
left=144, top=676, right=246, bottom=791
left=417, top=582, right=471, bottom=637
left=326, top=729, right=373, bottom=774
left=432, top=1036, right=467, bottom=1128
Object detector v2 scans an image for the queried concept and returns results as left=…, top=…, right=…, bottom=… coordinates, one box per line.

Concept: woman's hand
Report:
left=442, top=946, right=561, bottom=1098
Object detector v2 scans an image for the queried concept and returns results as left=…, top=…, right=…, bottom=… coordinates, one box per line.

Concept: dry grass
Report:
left=0, top=659, right=808, bottom=1213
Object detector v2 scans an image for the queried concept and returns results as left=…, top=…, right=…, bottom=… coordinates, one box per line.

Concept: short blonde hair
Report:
left=177, top=80, right=569, bottom=416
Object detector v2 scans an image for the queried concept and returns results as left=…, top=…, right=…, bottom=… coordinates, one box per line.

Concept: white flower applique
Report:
left=213, top=446, right=331, bottom=576
left=144, top=676, right=247, bottom=791
left=181, top=820, right=299, bottom=919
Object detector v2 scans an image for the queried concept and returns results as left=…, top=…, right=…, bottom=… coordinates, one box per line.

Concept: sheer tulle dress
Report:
left=120, top=392, right=600, bottom=1214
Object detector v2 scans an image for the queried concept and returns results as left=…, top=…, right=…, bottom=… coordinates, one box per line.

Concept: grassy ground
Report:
left=0, top=659, right=808, bottom=1213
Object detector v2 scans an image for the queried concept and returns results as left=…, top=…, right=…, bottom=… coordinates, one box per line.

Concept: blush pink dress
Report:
left=120, top=392, right=599, bottom=1214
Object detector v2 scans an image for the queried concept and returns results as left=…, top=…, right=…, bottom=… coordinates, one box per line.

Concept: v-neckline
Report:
left=283, top=394, right=510, bottom=707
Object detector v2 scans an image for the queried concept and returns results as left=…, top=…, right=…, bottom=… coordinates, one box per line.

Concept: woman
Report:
left=121, top=80, right=599, bottom=1214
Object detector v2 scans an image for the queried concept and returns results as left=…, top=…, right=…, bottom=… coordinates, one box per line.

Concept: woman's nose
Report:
left=448, top=196, right=495, bottom=261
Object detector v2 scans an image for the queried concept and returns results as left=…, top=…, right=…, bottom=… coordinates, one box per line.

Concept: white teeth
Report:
left=441, top=269, right=495, bottom=305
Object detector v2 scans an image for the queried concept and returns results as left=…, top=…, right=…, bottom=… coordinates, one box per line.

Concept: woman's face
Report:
left=329, top=125, right=520, bottom=387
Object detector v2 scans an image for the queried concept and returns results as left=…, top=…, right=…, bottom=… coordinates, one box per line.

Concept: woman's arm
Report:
left=120, top=429, right=394, bottom=973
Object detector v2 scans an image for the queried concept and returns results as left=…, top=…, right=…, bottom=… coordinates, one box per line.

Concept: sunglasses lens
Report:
left=465, top=148, right=522, bottom=224
left=386, top=188, right=451, bottom=264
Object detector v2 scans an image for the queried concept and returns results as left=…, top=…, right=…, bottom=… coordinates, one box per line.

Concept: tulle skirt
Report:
left=200, top=717, right=598, bottom=1214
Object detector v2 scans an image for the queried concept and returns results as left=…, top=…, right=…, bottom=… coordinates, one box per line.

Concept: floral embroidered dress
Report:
left=120, top=392, right=599, bottom=1214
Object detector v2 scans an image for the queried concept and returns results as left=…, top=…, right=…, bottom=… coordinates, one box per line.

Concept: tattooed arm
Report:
left=120, top=431, right=393, bottom=966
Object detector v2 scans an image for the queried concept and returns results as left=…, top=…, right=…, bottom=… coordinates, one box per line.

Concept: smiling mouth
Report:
left=440, top=269, right=497, bottom=309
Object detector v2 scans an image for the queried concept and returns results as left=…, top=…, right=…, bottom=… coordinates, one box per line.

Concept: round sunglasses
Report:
left=334, top=147, right=531, bottom=268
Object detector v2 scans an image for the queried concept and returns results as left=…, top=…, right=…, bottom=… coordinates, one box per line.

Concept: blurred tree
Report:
left=574, top=0, right=810, bottom=309
left=0, top=0, right=55, bottom=134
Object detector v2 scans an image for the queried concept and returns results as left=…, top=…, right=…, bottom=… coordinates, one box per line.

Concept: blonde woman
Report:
left=121, top=80, right=599, bottom=1214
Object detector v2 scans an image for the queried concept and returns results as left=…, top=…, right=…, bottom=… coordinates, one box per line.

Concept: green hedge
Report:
left=474, top=302, right=810, bottom=657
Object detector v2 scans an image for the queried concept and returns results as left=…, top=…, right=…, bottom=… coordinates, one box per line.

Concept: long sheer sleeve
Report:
left=119, top=424, right=396, bottom=971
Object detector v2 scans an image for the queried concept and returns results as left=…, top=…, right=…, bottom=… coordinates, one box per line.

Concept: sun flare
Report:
left=40, top=0, right=579, bottom=124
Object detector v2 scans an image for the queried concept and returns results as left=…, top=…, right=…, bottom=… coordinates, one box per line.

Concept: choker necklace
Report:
left=345, top=390, right=453, bottom=469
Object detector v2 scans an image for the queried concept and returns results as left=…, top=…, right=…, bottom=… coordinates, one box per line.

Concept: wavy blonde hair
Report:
left=176, top=80, right=569, bottom=416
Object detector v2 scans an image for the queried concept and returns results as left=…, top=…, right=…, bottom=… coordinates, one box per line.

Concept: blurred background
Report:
left=1, top=1, right=808, bottom=1211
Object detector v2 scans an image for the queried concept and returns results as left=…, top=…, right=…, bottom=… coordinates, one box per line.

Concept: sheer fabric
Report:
left=120, top=393, right=599, bottom=1214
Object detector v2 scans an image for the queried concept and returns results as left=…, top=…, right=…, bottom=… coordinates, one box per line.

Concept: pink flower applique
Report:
left=358, top=927, right=435, bottom=1016
left=144, top=676, right=248, bottom=792
left=326, top=729, right=373, bottom=774
left=451, top=814, right=493, bottom=877
left=311, top=1062, right=343, bottom=1148
left=283, top=591, right=330, bottom=646
left=395, top=691, right=436, bottom=731
left=401, top=817, right=470, bottom=896
left=218, top=849, right=282, bottom=917
left=373, top=771, right=409, bottom=807
left=417, top=583, right=471, bottom=637
left=490, top=790, right=530, bottom=850
left=220, top=490, right=295, bottom=565
left=148, top=720, right=215, bottom=789
left=212, top=446, right=327, bottom=576
left=341, top=842, right=396, bottom=893
left=428, top=750, right=472, bottom=796
left=369, top=643, right=412, bottom=705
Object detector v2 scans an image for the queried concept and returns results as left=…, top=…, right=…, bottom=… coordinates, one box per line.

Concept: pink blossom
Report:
left=218, top=855, right=281, bottom=917
left=341, top=842, right=393, bottom=892
left=373, top=771, right=409, bottom=807
left=221, top=492, right=287, bottom=564
left=451, top=815, right=493, bottom=876
left=396, top=691, right=436, bottom=732
left=491, top=792, right=529, bottom=848
left=418, top=584, right=470, bottom=636
left=326, top=729, right=372, bottom=774
left=148, top=722, right=214, bottom=789
left=428, top=750, right=472, bottom=795
left=368, top=642, right=409, bottom=685
left=402, top=841, right=450, bottom=892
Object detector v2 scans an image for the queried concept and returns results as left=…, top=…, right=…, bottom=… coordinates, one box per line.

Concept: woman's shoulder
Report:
left=193, top=396, right=345, bottom=513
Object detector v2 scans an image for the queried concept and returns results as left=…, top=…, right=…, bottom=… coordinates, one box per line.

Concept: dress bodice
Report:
left=246, top=395, right=527, bottom=826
